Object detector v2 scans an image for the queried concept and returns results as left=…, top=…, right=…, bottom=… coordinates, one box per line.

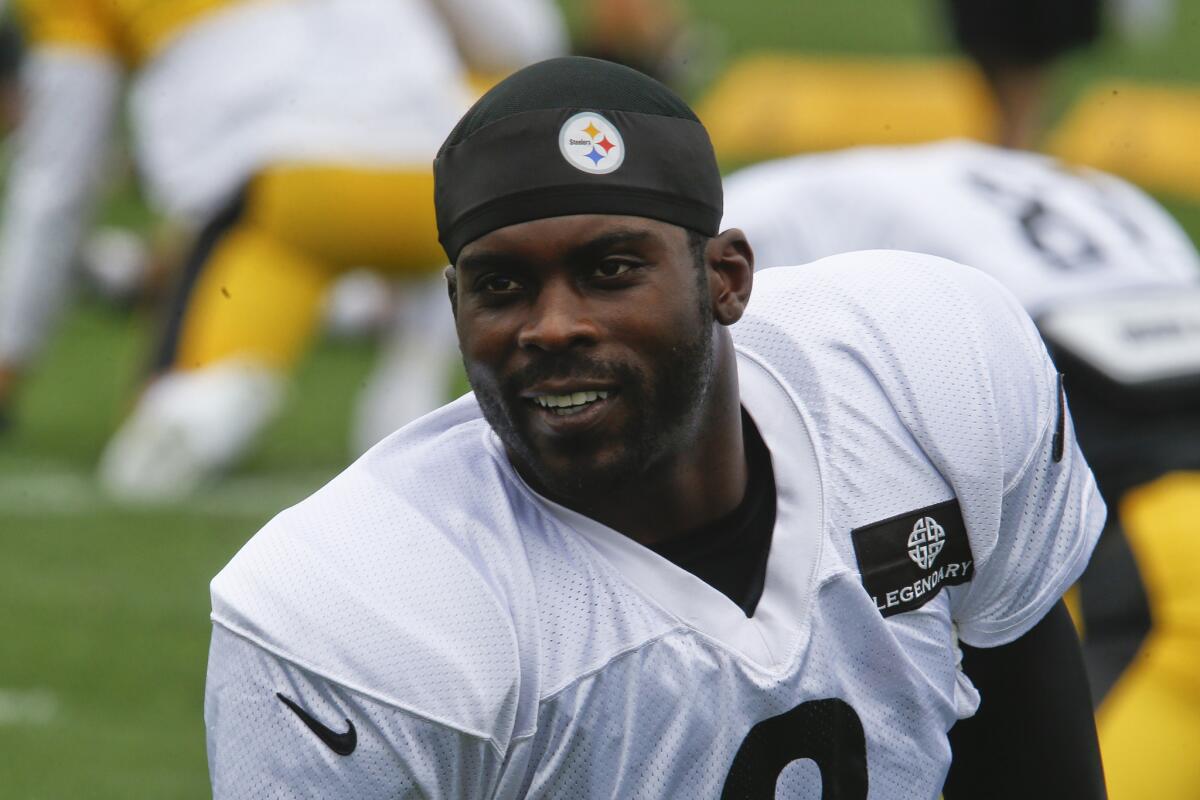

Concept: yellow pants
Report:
left=160, top=164, right=445, bottom=371
left=1095, top=472, right=1200, bottom=800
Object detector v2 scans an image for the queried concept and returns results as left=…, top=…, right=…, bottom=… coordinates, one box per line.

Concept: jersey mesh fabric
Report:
left=736, top=253, right=1104, bottom=646
left=207, top=251, right=1104, bottom=798
left=207, top=625, right=503, bottom=798
left=959, top=411, right=1104, bottom=645
left=512, top=573, right=963, bottom=799
left=512, top=496, right=684, bottom=699
left=211, top=400, right=529, bottom=748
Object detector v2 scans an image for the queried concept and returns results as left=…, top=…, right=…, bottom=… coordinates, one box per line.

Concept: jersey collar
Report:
left=487, top=349, right=826, bottom=672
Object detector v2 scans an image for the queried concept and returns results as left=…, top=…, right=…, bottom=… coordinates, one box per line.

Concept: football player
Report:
left=945, top=0, right=1101, bottom=148
left=0, top=0, right=565, bottom=497
left=722, top=139, right=1200, bottom=799
left=205, top=58, right=1106, bottom=797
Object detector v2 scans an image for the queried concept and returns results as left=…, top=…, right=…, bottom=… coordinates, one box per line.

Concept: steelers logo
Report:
left=558, top=112, right=625, bottom=175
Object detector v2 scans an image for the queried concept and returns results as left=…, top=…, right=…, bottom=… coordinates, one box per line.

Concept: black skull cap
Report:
left=434, top=56, right=722, bottom=263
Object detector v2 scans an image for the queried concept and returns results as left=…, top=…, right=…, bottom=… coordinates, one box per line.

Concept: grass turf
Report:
left=0, top=302, right=374, bottom=798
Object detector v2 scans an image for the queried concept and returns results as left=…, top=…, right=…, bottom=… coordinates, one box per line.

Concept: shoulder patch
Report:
left=851, top=498, right=974, bottom=617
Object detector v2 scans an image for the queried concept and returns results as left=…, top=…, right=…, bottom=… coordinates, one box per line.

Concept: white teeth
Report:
left=532, top=390, right=610, bottom=409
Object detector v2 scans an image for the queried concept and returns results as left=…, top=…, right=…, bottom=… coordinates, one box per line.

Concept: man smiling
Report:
left=454, top=217, right=740, bottom=543
left=205, top=58, right=1106, bottom=798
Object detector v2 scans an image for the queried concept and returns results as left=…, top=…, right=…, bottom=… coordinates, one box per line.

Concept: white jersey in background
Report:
left=132, top=0, right=564, bottom=220
left=205, top=252, right=1105, bottom=798
left=132, top=0, right=477, bottom=219
left=0, top=0, right=566, bottom=365
left=722, top=140, right=1200, bottom=318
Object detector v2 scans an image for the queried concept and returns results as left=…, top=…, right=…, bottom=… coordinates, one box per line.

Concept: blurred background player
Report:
left=0, top=8, right=21, bottom=136
left=0, top=5, right=23, bottom=431
left=721, top=139, right=1200, bottom=799
left=0, top=0, right=565, bottom=499
left=574, top=0, right=718, bottom=95
left=944, top=0, right=1102, bottom=148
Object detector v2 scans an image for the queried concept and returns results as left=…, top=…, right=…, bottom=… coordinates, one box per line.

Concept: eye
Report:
left=591, top=261, right=636, bottom=280
left=477, top=274, right=524, bottom=294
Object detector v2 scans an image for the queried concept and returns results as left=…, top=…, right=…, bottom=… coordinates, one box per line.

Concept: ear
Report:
left=707, top=228, right=754, bottom=326
left=444, top=264, right=459, bottom=321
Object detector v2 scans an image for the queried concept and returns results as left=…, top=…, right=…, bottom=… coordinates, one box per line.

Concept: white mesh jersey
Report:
left=722, top=140, right=1200, bottom=318
left=206, top=251, right=1105, bottom=799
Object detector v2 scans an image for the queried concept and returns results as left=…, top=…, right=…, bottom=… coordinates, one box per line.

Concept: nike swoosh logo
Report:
left=276, top=692, right=358, bottom=756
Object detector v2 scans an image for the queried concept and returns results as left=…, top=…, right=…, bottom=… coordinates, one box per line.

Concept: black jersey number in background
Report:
left=967, top=170, right=1147, bottom=273
left=721, top=698, right=867, bottom=799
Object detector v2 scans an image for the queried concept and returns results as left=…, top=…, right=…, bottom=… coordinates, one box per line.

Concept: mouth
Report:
left=528, top=389, right=611, bottom=417
left=521, top=385, right=620, bottom=436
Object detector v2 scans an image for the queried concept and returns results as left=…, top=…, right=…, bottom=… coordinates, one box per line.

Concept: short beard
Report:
left=470, top=241, right=716, bottom=505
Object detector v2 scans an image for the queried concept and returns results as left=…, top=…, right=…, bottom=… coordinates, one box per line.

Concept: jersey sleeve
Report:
left=736, top=252, right=1106, bottom=647
left=948, top=275, right=1107, bottom=648
left=205, top=623, right=506, bottom=799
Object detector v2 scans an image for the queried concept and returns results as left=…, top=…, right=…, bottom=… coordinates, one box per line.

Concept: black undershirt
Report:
left=648, top=410, right=777, bottom=617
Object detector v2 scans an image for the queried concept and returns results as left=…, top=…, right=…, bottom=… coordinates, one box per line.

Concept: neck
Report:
left=530, top=335, right=747, bottom=546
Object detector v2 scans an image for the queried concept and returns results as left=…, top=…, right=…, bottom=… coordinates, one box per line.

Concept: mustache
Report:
left=503, top=353, right=639, bottom=394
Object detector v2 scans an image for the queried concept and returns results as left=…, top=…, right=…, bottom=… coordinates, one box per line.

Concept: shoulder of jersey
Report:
left=210, top=393, right=524, bottom=746
left=743, top=248, right=1033, bottom=341
left=738, top=249, right=1055, bottom=486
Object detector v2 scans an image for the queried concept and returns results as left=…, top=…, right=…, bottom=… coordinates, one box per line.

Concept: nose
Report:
left=517, top=279, right=598, bottom=352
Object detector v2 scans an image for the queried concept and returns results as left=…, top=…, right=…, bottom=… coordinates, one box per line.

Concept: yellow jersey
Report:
left=16, top=0, right=256, bottom=66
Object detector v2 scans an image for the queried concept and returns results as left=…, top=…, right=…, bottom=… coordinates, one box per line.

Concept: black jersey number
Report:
left=721, top=698, right=867, bottom=799
left=968, top=171, right=1147, bottom=273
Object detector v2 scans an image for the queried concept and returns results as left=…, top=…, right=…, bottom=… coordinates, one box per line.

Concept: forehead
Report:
left=457, top=215, right=688, bottom=265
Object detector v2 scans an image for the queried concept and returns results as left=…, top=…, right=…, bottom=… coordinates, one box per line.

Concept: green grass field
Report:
left=0, top=302, right=374, bottom=798
left=2, top=2, right=1199, bottom=797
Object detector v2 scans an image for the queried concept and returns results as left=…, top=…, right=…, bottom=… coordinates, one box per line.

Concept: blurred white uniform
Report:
left=206, top=252, right=1104, bottom=798
left=722, top=140, right=1200, bottom=315
left=0, top=0, right=565, bottom=497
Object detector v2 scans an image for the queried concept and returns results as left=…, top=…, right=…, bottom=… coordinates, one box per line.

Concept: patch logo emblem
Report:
left=907, top=516, right=945, bottom=569
left=558, top=112, right=625, bottom=174
left=851, top=499, right=974, bottom=618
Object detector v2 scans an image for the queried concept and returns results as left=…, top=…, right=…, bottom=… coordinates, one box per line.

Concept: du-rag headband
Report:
left=434, top=57, right=723, bottom=263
